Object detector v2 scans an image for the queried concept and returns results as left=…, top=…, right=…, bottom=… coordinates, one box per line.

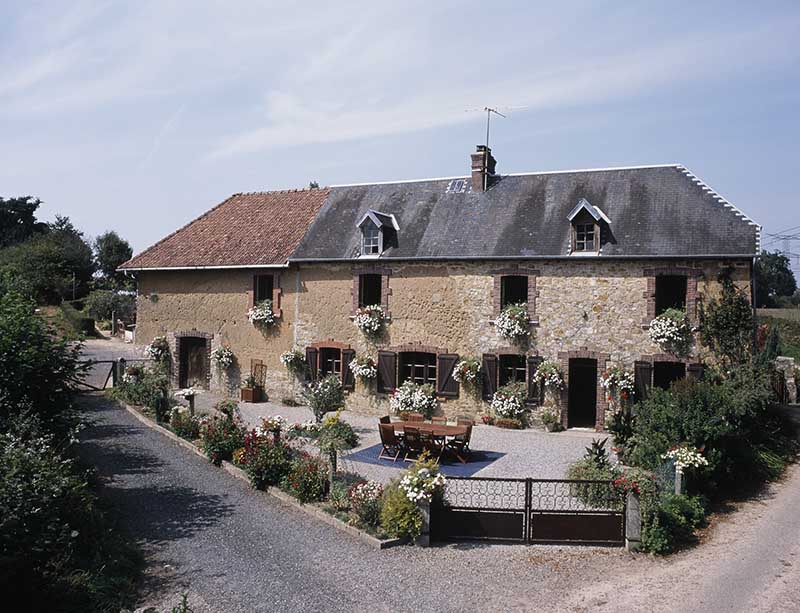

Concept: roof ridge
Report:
left=237, top=187, right=329, bottom=195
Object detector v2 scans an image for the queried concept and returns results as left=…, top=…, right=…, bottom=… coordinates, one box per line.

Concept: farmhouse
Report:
left=121, top=146, right=760, bottom=429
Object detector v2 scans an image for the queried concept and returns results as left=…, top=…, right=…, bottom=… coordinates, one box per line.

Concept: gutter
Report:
left=288, top=254, right=760, bottom=264
left=118, top=263, right=289, bottom=272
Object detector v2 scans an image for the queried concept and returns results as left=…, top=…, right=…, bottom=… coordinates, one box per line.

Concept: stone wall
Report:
left=134, top=258, right=752, bottom=424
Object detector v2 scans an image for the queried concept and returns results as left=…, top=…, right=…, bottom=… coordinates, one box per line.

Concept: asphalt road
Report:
left=77, top=393, right=800, bottom=612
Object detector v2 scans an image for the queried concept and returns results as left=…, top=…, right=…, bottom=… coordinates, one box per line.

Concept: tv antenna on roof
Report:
left=465, top=105, right=528, bottom=149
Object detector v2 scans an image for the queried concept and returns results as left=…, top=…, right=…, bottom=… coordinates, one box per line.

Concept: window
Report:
left=358, top=273, right=382, bottom=308
left=362, top=221, right=381, bottom=255
left=653, top=361, right=686, bottom=390
left=499, top=355, right=526, bottom=386
left=399, top=352, right=437, bottom=386
left=574, top=223, right=596, bottom=252
left=254, top=274, right=273, bottom=303
left=319, top=348, right=342, bottom=377
left=655, top=275, right=687, bottom=315
left=500, top=275, right=528, bottom=308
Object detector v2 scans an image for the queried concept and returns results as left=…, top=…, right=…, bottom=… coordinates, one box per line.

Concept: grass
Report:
left=758, top=311, right=800, bottom=360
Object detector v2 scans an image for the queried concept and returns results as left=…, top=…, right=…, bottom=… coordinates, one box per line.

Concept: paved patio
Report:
left=191, top=391, right=606, bottom=484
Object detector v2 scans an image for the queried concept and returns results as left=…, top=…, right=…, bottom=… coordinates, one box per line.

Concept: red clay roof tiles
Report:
left=120, top=188, right=329, bottom=269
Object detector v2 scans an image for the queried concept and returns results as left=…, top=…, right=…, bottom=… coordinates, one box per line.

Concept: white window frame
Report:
left=361, top=220, right=382, bottom=256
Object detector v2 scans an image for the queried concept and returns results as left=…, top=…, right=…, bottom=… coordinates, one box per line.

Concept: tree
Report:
left=700, top=270, right=754, bottom=365
left=0, top=216, right=95, bottom=304
left=755, top=250, right=797, bottom=307
left=0, top=196, right=47, bottom=248
left=308, top=181, right=319, bottom=189
left=93, top=231, right=132, bottom=281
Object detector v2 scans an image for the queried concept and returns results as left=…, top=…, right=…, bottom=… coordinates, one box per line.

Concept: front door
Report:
left=568, top=358, right=597, bottom=428
left=179, top=337, right=207, bottom=388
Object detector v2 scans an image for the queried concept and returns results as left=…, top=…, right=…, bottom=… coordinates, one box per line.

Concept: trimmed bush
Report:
left=642, top=494, right=706, bottom=554
left=380, top=482, right=423, bottom=540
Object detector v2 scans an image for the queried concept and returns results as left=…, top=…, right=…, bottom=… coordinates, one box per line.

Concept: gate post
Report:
left=116, top=358, right=127, bottom=387
left=525, top=478, right=532, bottom=543
left=415, top=500, right=431, bottom=547
left=625, top=491, right=641, bottom=551
left=111, top=359, right=118, bottom=387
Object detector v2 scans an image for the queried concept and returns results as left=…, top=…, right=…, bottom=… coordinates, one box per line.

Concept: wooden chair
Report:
left=403, top=426, right=424, bottom=461
left=431, top=416, right=447, bottom=424
left=407, top=412, right=424, bottom=422
left=447, top=423, right=473, bottom=464
left=420, top=430, right=443, bottom=464
left=379, top=415, right=391, bottom=424
left=378, top=423, right=402, bottom=462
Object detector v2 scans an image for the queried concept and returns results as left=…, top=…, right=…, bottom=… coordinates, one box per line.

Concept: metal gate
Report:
left=431, top=476, right=625, bottom=546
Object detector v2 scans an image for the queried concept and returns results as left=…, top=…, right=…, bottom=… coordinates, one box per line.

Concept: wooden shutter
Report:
left=436, top=353, right=460, bottom=398
left=341, top=348, right=356, bottom=391
left=305, top=347, right=318, bottom=382
left=481, top=354, right=498, bottom=401
left=527, top=355, right=543, bottom=405
left=634, top=360, right=652, bottom=403
left=687, top=363, right=705, bottom=380
left=377, top=350, right=397, bottom=393
left=271, top=275, right=282, bottom=318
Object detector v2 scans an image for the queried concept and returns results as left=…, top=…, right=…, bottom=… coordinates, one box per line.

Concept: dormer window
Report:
left=355, top=209, right=399, bottom=258
left=567, top=198, right=610, bottom=255
left=362, top=221, right=381, bottom=255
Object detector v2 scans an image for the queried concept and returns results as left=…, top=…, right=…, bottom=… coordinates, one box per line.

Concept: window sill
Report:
left=489, top=317, right=539, bottom=327
left=349, top=315, right=392, bottom=322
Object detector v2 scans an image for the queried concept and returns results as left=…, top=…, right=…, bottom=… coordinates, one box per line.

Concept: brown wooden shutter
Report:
left=436, top=353, right=459, bottom=398
left=305, top=347, right=318, bottom=382
left=634, top=360, right=652, bottom=403
left=481, top=354, right=498, bottom=401
left=687, top=363, right=705, bottom=380
left=271, top=274, right=282, bottom=318
left=341, top=348, right=356, bottom=391
left=377, top=350, right=397, bottom=393
left=527, top=355, right=543, bottom=405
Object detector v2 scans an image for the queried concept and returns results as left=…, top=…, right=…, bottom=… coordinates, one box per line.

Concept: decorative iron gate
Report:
left=431, top=476, right=625, bottom=546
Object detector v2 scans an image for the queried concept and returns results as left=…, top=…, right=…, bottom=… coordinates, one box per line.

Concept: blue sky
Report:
left=1, top=1, right=799, bottom=274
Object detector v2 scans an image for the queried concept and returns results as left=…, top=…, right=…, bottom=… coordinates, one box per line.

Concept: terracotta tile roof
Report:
left=120, top=188, right=330, bottom=269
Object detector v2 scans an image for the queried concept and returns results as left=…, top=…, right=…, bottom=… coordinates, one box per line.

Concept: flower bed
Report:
left=389, top=380, right=437, bottom=419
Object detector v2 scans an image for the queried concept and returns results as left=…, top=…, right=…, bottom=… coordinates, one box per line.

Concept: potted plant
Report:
left=349, top=354, right=377, bottom=381
left=353, top=304, right=386, bottom=337
left=280, top=347, right=306, bottom=376
left=389, top=380, right=437, bottom=420
left=490, top=382, right=528, bottom=428
left=247, top=299, right=277, bottom=328
left=495, top=303, right=530, bottom=341
left=540, top=409, right=562, bottom=432
left=241, top=373, right=262, bottom=402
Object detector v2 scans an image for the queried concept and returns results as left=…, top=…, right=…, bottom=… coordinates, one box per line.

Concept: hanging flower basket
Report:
left=649, top=308, right=693, bottom=356
left=495, top=303, right=530, bottom=340
left=247, top=299, right=276, bottom=328
left=532, top=359, right=564, bottom=391
left=452, top=358, right=481, bottom=385
left=600, top=365, right=634, bottom=418
left=349, top=355, right=377, bottom=380
left=145, top=335, right=170, bottom=363
left=280, top=347, right=306, bottom=376
left=353, top=304, right=386, bottom=336
left=211, top=345, right=235, bottom=370
left=389, top=381, right=437, bottom=419
left=490, top=382, right=528, bottom=423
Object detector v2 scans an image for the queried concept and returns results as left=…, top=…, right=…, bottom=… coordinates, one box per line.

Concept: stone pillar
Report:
left=625, top=491, right=641, bottom=551
left=416, top=500, right=431, bottom=547
left=774, top=357, right=797, bottom=404
left=675, top=470, right=685, bottom=495
left=116, top=358, right=127, bottom=387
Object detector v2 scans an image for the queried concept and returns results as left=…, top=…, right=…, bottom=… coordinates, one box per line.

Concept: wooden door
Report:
left=179, top=337, right=207, bottom=388
left=567, top=358, right=597, bottom=428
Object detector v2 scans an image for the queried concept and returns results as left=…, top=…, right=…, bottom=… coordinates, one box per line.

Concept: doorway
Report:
left=179, top=337, right=208, bottom=388
left=568, top=358, right=597, bottom=428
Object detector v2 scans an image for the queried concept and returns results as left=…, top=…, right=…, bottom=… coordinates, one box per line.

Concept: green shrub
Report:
left=282, top=453, right=329, bottom=502
left=169, top=407, right=200, bottom=440
left=348, top=480, right=384, bottom=528
left=59, top=301, right=95, bottom=336
left=84, top=289, right=135, bottom=322
left=112, top=366, right=171, bottom=418
left=214, top=398, right=239, bottom=418
left=239, top=430, right=293, bottom=489
left=327, top=480, right=351, bottom=513
left=642, top=494, right=706, bottom=554
left=199, top=415, right=247, bottom=466
left=380, top=482, right=423, bottom=540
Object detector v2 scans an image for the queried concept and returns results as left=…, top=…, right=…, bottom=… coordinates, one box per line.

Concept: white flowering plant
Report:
left=145, top=335, right=170, bottom=363
left=174, top=387, right=202, bottom=399
left=600, top=365, right=635, bottom=417
left=285, top=420, right=321, bottom=438
left=662, top=445, right=709, bottom=474
left=491, top=382, right=528, bottom=423
left=348, top=480, right=384, bottom=527
left=212, top=345, right=235, bottom=369
left=349, top=355, right=377, bottom=379
left=353, top=304, right=386, bottom=336
left=649, top=308, right=693, bottom=356
left=257, top=415, right=286, bottom=433
left=389, top=380, right=437, bottom=419
left=280, top=347, right=306, bottom=375
left=452, top=358, right=481, bottom=385
left=533, top=359, right=564, bottom=390
left=399, top=466, right=446, bottom=503
left=495, top=303, right=530, bottom=340
left=247, top=299, right=276, bottom=327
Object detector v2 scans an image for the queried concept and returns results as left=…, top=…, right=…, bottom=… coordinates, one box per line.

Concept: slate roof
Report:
left=120, top=189, right=329, bottom=269
left=290, top=165, right=759, bottom=261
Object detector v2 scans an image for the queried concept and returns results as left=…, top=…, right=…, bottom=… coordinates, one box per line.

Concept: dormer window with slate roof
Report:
left=567, top=198, right=610, bottom=255
left=355, top=209, right=399, bottom=258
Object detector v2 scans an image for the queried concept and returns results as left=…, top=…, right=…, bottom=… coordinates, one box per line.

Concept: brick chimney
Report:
left=470, top=145, right=497, bottom=192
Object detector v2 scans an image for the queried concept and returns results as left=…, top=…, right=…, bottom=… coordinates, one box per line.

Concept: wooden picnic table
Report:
left=391, top=422, right=468, bottom=437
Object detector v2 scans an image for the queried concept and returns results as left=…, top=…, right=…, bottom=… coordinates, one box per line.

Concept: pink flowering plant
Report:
left=348, top=480, right=384, bottom=528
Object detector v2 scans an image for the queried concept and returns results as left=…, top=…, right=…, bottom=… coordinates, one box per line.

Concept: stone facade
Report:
left=134, top=258, right=752, bottom=427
